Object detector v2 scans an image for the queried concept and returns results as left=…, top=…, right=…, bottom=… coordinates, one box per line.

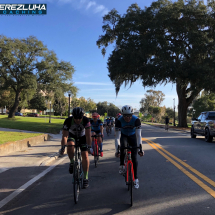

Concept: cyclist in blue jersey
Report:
left=115, top=105, right=144, bottom=189
left=90, top=112, right=104, bottom=157
left=106, top=117, right=112, bottom=134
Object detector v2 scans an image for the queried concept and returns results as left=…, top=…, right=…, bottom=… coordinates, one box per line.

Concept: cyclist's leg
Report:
left=67, top=138, right=75, bottom=162
left=91, top=131, right=95, bottom=151
left=80, top=141, right=90, bottom=188
left=120, top=134, right=126, bottom=166
left=129, top=135, right=138, bottom=180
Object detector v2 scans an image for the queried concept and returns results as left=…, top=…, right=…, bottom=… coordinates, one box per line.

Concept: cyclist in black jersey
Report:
left=59, top=107, right=92, bottom=188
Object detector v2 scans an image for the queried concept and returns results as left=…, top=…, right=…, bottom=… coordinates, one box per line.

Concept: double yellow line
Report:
left=142, top=137, right=215, bottom=198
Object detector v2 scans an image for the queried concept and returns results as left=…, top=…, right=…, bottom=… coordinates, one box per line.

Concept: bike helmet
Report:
left=92, top=112, right=98, bottom=118
left=121, top=105, right=134, bottom=114
left=72, top=107, right=84, bottom=119
left=116, top=113, right=121, bottom=118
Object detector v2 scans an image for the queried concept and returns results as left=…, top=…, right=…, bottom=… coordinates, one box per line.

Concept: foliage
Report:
left=97, top=101, right=120, bottom=116
left=0, top=35, right=77, bottom=118
left=192, top=92, right=215, bottom=118
left=140, top=90, right=165, bottom=113
left=97, top=0, right=215, bottom=127
left=28, top=91, right=47, bottom=111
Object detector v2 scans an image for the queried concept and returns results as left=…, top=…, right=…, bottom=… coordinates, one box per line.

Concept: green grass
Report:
left=0, top=115, right=64, bottom=134
left=142, top=121, right=192, bottom=128
left=0, top=131, right=44, bottom=145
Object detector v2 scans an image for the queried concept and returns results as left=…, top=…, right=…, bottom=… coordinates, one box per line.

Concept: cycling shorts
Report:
left=67, top=136, right=88, bottom=152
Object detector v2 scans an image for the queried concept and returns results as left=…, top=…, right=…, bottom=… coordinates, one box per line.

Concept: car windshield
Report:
left=208, top=112, right=215, bottom=119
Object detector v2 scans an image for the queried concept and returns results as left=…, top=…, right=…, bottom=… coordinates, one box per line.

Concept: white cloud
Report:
left=55, top=0, right=109, bottom=16
left=94, top=5, right=105, bottom=13
left=86, top=1, right=96, bottom=10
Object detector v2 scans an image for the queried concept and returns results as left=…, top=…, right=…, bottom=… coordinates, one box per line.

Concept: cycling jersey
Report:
left=115, top=115, right=141, bottom=136
left=63, top=116, right=91, bottom=138
left=90, top=119, right=103, bottom=132
left=106, top=119, right=111, bottom=125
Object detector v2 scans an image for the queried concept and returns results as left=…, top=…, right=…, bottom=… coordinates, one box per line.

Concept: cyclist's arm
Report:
left=100, top=125, right=103, bottom=135
left=135, top=127, right=142, bottom=147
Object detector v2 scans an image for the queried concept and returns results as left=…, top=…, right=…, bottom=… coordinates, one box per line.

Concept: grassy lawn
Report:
left=0, top=115, right=64, bottom=134
left=142, top=121, right=192, bottom=128
left=0, top=131, right=43, bottom=145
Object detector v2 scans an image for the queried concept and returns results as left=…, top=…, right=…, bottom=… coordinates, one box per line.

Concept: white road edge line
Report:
left=0, top=156, right=67, bottom=209
left=0, top=168, right=10, bottom=174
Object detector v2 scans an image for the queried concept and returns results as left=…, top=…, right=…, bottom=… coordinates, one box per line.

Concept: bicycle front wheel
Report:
left=94, top=145, right=98, bottom=168
left=73, top=162, right=80, bottom=204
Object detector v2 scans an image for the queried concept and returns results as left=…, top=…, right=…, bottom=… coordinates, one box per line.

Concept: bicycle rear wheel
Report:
left=73, top=162, right=80, bottom=204
left=94, top=145, right=98, bottom=167
left=129, top=163, right=133, bottom=206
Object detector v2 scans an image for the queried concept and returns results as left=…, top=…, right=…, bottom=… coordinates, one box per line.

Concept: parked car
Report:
left=191, top=111, right=215, bottom=142
left=27, top=113, right=40, bottom=117
left=15, top=112, right=23, bottom=116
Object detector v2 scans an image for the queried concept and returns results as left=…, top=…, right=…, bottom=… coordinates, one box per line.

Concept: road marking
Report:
left=0, top=157, right=67, bottom=209
left=0, top=168, right=9, bottom=174
left=142, top=137, right=215, bottom=199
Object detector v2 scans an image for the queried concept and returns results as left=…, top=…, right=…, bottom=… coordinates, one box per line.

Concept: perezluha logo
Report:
left=0, top=4, right=47, bottom=15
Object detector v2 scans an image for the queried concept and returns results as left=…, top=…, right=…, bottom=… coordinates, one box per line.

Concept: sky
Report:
left=0, top=0, right=179, bottom=111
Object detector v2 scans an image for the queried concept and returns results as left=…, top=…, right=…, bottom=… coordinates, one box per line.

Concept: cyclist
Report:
left=90, top=112, right=104, bottom=157
left=115, top=105, right=144, bottom=189
left=59, top=107, right=92, bottom=189
left=106, top=117, right=112, bottom=134
left=165, top=115, right=169, bottom=130
left=115, top=113, right=121, bottom=125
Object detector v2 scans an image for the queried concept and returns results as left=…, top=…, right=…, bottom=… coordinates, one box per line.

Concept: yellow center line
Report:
left=142, top=137, right=215, bottom=198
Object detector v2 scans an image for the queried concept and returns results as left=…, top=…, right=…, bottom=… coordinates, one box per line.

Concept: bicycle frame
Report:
left=91, top=134, right=101, bottom=167
left=125, top=151, right=135, bottom=184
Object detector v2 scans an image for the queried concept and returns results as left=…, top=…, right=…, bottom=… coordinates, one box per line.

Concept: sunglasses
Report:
left=123, top=114, right=132, bottom=118
left=74, top=116, right=83, bottom=119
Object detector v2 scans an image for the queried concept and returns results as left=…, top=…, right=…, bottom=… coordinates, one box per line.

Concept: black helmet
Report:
left=72, top=107, right=84, bottom=119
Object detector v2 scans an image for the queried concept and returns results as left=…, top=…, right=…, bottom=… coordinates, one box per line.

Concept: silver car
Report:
left=191, top=111, right=215, bottom=142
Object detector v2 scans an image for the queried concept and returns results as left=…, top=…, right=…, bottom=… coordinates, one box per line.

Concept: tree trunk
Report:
left=8, top=91, right=20, bottom=118
left=176, top=82, right=189, bottom=127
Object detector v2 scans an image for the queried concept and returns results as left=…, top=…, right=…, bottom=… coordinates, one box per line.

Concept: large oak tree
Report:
left=0, top=35, right=77, bottom=118
left=97, top=0, right=215, bottom=127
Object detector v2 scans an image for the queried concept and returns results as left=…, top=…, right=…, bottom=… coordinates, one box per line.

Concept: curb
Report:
left=39, top=153, right=67, bottom=166
left=0, top=134, right=51, bottom=155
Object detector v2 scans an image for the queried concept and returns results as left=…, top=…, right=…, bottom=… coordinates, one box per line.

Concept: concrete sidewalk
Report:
left=0, top=130, right=62, bottom=170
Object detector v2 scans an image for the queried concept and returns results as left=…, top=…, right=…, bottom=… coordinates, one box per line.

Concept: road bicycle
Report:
left=66, top=125, right=84, bottom=204
left=118, top=143, right=142, bottom=206
left=91, top=134, right=102, bottom=167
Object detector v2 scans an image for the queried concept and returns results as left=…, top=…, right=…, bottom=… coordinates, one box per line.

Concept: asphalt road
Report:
left=1, top=124, right=215, bottom=215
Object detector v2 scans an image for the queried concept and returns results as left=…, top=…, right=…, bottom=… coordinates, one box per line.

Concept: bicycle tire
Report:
left=94, top=145, right=97, bottom=168
left=73, top=162, right=80, bottom=204
left=129, top=163, right=133, bottom=206
left=79, top=158, right=83, bottom=189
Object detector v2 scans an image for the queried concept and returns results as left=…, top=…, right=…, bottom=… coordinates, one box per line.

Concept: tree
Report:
left=28, top=91, right=47, bottom=111
left=192, top=91, right=215, bottom=117
left=78, top=97, right=96, bottom=112
left=0, top=35, right=77, bottom=118
left=140, top=90, right=165, bottom=113
left=97, top=1, right=215, bottom=127
left=97, top=101, right=120, bottom=116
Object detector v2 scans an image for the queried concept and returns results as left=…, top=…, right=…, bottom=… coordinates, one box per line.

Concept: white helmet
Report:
left=121, top=105, right=134, bottom=114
